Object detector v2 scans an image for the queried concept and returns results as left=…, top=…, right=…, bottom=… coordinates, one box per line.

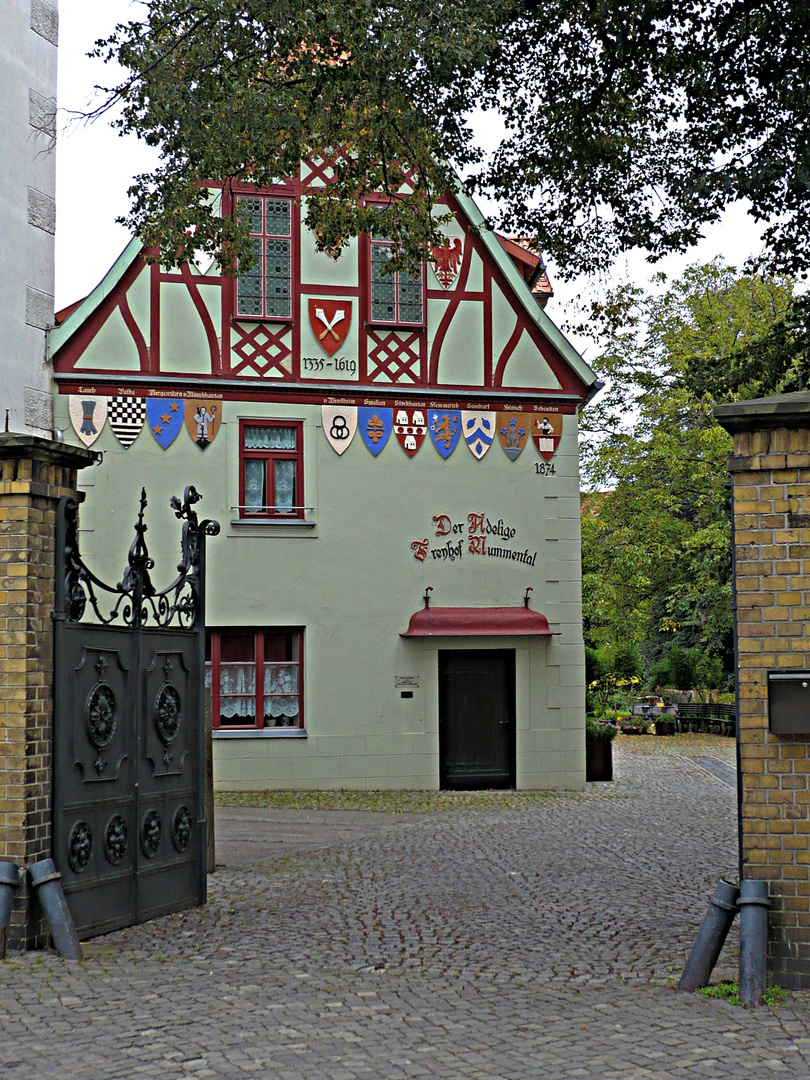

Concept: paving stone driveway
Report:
left=4, top=736, right=810, bottom=1078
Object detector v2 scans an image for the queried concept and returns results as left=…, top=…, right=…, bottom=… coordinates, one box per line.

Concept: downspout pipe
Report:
left=0, top=861, right=21, bottom=958
left=28, top=858, right=82, bottom=960
left=738, top=879, right=771, bottom=1007
left=726, top=478, right=745, bottom=881
left=678, top=879, right=741, bottom=992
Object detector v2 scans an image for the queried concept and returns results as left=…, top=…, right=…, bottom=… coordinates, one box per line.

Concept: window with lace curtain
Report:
left=239, top=419, right=303, bottom=519
left=206, top=629, right=303, bottom=730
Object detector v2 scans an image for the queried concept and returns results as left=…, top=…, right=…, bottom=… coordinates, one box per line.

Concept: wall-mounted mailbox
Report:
left=768, top=671, right=810, bottom=734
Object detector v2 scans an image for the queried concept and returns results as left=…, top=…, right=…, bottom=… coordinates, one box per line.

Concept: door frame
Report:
left=438, top=647, right=516, bottom=790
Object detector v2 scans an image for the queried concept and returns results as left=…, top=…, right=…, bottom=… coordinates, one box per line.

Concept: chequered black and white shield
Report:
left=108, top=396, right=146, bottom=449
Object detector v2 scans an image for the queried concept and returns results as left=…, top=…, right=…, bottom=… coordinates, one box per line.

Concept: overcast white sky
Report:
left=56, top=0, right=765, bottom=350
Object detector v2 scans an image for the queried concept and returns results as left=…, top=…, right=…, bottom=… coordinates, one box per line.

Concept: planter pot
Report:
left=586, top=738, right=613, bottom=782
left=655, top=720, right=676, bottom=736
left=620, top=724, right=645, bottom=735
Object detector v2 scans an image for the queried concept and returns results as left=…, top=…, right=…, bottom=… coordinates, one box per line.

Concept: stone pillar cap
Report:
left=715, top=392, right=810, bottom=433
left=0, top=434, right=98, bottom=470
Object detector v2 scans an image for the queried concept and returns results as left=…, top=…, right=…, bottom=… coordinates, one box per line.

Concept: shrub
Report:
left=586, top=717, right=619, bottom=742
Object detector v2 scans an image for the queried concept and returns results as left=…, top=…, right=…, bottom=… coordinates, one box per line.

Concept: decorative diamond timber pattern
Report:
left=367, top=331, right=424, bottom=384
left=301, top=147, right=351, bottom=188
left=230, top=322, right=293, bottom=377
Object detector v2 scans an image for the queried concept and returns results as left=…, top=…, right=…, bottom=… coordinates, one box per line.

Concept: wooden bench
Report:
left=674, top=703, right=736, bottom=737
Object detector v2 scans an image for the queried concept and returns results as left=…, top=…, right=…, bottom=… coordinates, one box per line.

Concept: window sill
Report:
left=230, top=518, right=317, bottom=529
left=366, top=322, right=426, bottom=331
left=213, top=728, right=307, bottom=739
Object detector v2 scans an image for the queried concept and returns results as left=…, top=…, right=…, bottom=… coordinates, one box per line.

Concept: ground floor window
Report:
left=206, top=628, right=303, bottom=730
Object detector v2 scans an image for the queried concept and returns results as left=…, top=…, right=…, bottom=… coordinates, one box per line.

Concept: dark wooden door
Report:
left=439, top=650, right=516, bottom=789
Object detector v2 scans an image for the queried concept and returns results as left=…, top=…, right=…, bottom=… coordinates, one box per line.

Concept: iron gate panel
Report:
left=53, top=487, right=219, bottom=939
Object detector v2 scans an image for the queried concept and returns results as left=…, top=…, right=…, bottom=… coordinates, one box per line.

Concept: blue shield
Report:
left=146, top=398, right=185, bottom=449
left=428, top=410, right=461, bottom=459
left=358, top=407, right=393, bottom=456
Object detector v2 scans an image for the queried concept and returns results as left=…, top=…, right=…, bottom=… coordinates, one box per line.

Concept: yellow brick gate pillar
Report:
left=717, top=394, right=810, bottom=989
left=0, top=435, right=96, bottom=950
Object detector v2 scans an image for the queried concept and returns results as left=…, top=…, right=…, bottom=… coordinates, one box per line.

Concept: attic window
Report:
left=236, top=195, right=293, bottom=319
left=369, top=236, right=424, bottom=326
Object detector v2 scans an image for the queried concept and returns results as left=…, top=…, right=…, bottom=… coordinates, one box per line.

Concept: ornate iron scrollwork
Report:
left=68, top=821, right=93, bottom=873
left=172, top=806, right=192, bottom=853
left=141, top=811, right=162, bottom=858
left=60, top=486, right=220, bottom=630
left=105, top=815, right=128, bottom=865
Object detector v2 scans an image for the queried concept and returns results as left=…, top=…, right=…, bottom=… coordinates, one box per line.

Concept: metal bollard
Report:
left=738, top=878, right=771, bottom=1007
left=678, top=879, right=741, bottom=992
left=0, top=862, right=21, bottom=959
left=28, top=859, right=83, bottom=960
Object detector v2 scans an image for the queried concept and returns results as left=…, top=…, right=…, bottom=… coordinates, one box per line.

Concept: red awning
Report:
left=401, top=606, right=554, bottom=638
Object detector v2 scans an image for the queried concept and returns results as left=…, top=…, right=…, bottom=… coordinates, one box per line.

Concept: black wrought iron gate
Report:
left=52, top=487, right=219, bottom=939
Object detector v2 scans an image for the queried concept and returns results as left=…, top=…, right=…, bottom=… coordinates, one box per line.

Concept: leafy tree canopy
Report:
left=94, top=0, right=810, bottom=276
left=580, top=260, right=802, bottom=682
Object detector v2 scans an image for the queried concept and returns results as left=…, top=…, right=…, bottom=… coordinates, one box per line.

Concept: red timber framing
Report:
left=52, top=171, right=590, bottom=404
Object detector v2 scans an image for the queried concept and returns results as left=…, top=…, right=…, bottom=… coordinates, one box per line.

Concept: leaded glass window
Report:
left=369, top=236, right=424, bottom=325
left=236, top=196, right=292, bottom=319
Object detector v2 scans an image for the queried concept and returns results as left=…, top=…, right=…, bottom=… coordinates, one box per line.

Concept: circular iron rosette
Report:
left=172, top=805, right=193, bottom=853
left=104, top=815, right=128, bottom=865
left=154, top=683, right=182, bottom=746
left=67, top=581, right=86, bottom=622
left=140, top=810, right=162, bottom=858
left=68, top=820, right=93, bottom=874
left=85, top=682, right=117, bottom=750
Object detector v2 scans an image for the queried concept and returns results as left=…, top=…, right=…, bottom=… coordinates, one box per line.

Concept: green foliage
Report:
left=581, top=260, right=801, bottom=687
left=697, top=979, right=787, bottom=1007
left=649, top=645, right=723, bottom=691
left=94, top=1, right=810, bottom=277
left=587, top=640, right=641, bottom=711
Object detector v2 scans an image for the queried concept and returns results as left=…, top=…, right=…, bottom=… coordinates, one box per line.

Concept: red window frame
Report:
left=239, top=419, right=304, bottom=519
left=234, top=193, right=295, bottom=321
left=206, top=628, right=304, bottom=731
left=366, top=218, right=426, bottom=328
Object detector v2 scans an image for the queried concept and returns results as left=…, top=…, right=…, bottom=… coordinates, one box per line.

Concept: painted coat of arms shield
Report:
left=428, top=410, right=462, bottom=459
left=430, top=238, right=463, bottom=289
left=358, top=407, right=393, bottom=456
left=461, top=411, right=496, bottom=459
left=497, top=413, right=529, bottom=461
left=394, top=407, right=427, bottom=457
left=184, top=400, right=222, bottom=450
left=108, top=396, right=146, bottom=449
left=531, top=413, right=563, bottom=460
left=69, top=396, right=108, bottom=447
left=322, top=405, right=357, bottom=455
left=308, top=299, right=352, bottom=356
left=146, top=398, right=185, bottom=449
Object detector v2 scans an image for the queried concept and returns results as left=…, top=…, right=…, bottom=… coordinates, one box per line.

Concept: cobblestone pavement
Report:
left=5, top=736, right=810, bottom=1078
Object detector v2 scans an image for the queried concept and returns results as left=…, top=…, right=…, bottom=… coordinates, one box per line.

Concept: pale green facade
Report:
left=50, top=171, right=597, bottom=791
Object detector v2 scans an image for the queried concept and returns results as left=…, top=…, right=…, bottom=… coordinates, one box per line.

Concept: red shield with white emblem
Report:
left=394, top=407, right=427, bottom=457
left=308, top=299, right=352, bottom=356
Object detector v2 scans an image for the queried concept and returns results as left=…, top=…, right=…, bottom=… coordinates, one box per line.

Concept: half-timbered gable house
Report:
left=49, top=164, right=598, bottom=791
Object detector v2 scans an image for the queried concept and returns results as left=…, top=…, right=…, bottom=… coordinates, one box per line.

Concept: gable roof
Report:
left=49, top=186, right=598, bottom=402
